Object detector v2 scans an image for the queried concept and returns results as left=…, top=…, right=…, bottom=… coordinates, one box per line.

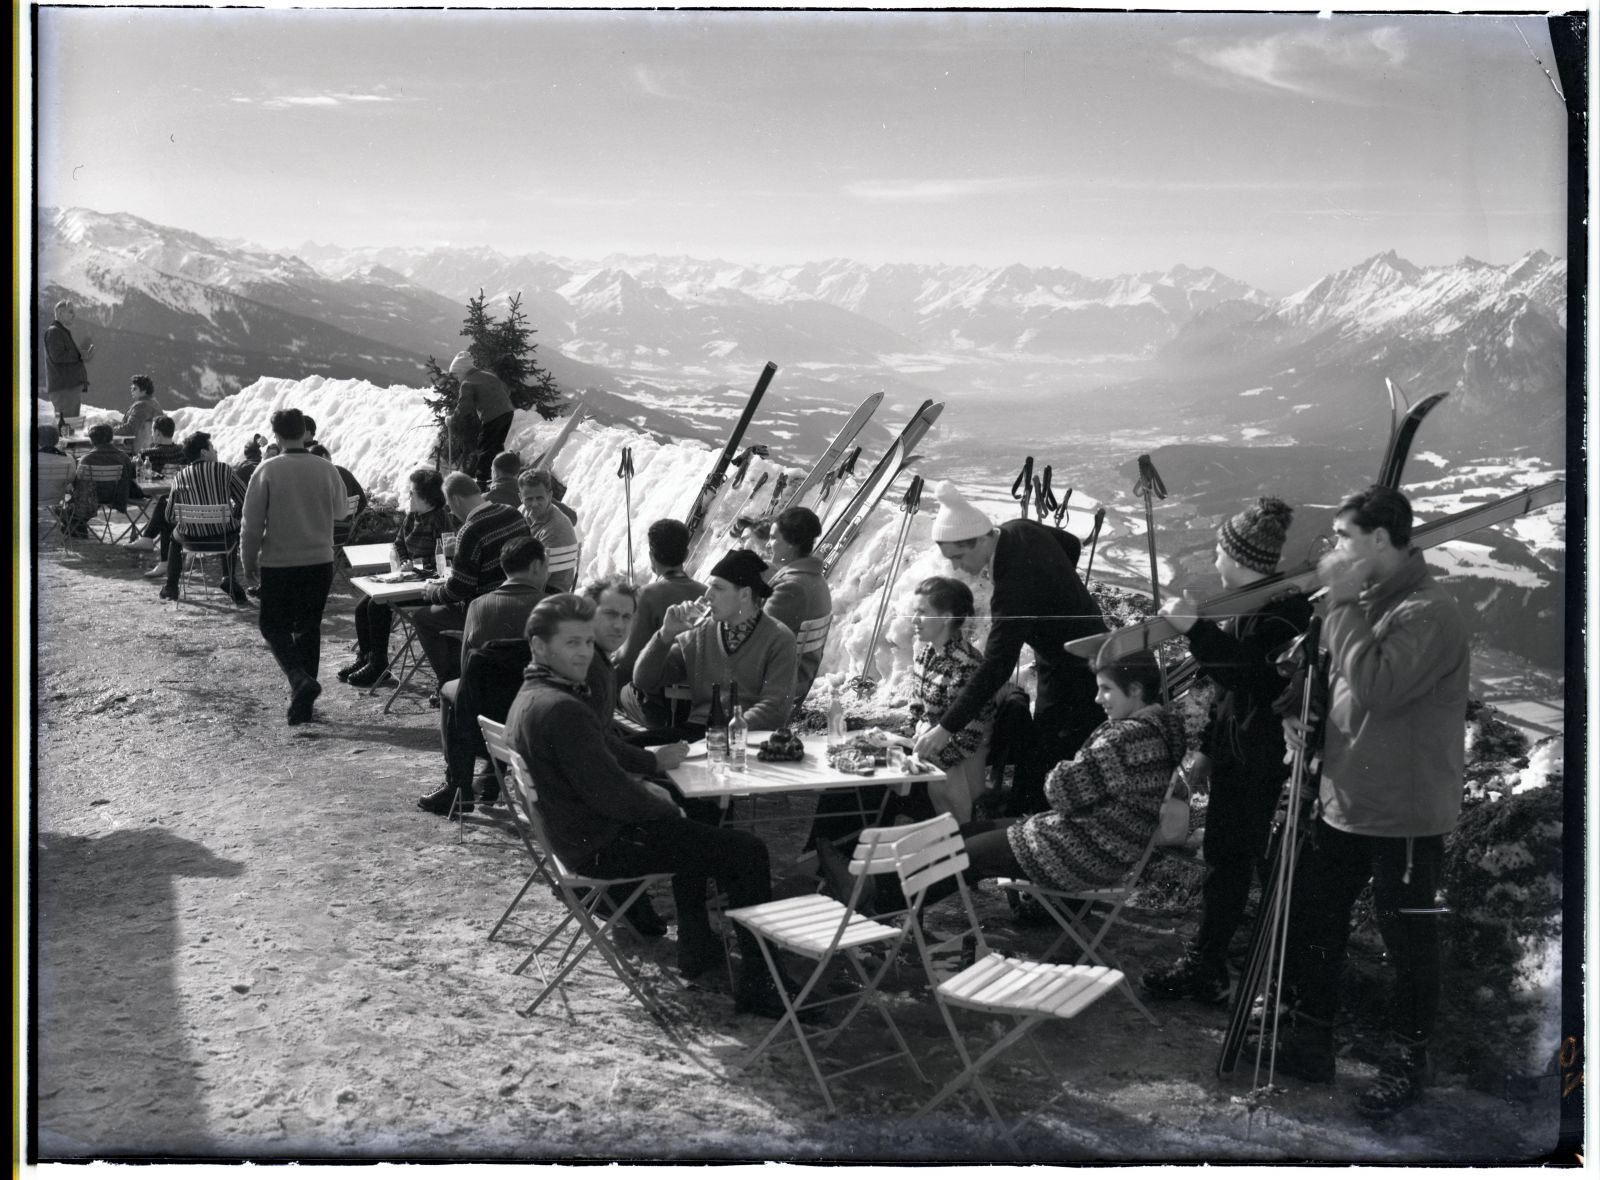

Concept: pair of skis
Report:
left=816, top=399, right=945, bottom=574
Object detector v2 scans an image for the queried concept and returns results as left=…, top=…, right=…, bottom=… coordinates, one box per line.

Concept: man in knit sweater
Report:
left=410, top=471, right=531, bottom=683
left=240, top=408, right=351, bottom=724
left=448, top=351, right=516, bottom=486
left=506, top=593, right=789, bottom=1016
left=518, top=468, right=580, bottom=593
left=617, top=518, right=707, bottom=728
left=762, top=507, right=832, bottom=712
left=633, top=549, right=797, bottom=736
left=917, top=481, right=1107, bottom=815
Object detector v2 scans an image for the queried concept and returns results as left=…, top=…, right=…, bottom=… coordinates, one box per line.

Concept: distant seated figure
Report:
left=342, top=468, right=457, bottom=689
left=36, top=424, right=81, bottom=535
left=420, top=535, right=550, bottom=816
left=616, top=518, right=707, bottom=728
left=310, top=442, right=368, bottom=545
left=70, top=422, right=146, bottom=530
left=762, top=506, right=832, bottom=712
left=505, top=592, right=790, bottom=1015
left=632, top=548, right=797, bottom=739
left=120, top=374, right=162, bottom=455
left=518, top=468, right=580, bottom=593
left=955, top=650, right=1186, bottom=894
left=483, top=450, right=524, bottom=507
left=140, top=416, right=186, bottom=476
left=155, top=430, right=249, bottom=604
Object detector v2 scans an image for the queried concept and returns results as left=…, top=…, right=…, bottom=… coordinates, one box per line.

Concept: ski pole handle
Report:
left=1133, top=454, right=1168, bottom=500
left=1011, top=456, right=1034, bottom=519
left=1054, top=486, right=1073, bottom=529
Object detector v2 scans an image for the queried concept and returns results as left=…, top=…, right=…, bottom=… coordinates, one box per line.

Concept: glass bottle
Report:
left=827, top=697, right=847, bottom=749
left=726, top=683, right=748, bottom=774
left=706, top=683, right=729, bottom=768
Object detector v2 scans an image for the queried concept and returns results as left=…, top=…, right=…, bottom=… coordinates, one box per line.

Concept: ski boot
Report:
left=1355, top=1038, right=1434, bottom=1121
left=1143, top=949, right=1230, bottom=1005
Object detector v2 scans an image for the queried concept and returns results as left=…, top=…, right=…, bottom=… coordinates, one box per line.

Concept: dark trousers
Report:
left=354, top=596, right=395, bottom=659
left=473, top=412, right=515, bottom=485
left=163, top=530, right=241, bottom=594
left=257, top=563, right=335, bottom=689
left=1286, top=819, right=1445, bottom=1045
left=142, top=494, right=173, bottom=557
left=1193, top=763, right=1285, bottom=964
left=1010, top=699, right=1099, bottom=816
left=583, top=816, right=773, bottom=964
left=410, top=602, right=468, bottom=682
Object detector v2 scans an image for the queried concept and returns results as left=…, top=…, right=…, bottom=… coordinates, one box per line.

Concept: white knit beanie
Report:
left=448, top=350, right=473, bottom=378
left=931, top=480, right=993, bottom=542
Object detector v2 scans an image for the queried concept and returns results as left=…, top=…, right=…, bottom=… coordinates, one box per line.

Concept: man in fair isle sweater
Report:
left=240, top=408, right=352, bottom=725
left=410, top=471, right=531, bottom=684
left=633, top=548, right=797, bottom=737
left=506, top=593, right=792, bottom=1017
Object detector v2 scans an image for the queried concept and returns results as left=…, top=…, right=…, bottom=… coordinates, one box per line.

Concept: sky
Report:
left=32, top=8, right=1574, bottom=294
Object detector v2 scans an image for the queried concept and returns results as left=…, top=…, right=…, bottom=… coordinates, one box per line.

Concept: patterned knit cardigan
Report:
left=1008, top=703, right=1188, bottom=892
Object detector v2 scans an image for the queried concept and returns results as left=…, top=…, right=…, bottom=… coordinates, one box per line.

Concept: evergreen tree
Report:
left=422, top=289, right=564, bottom=470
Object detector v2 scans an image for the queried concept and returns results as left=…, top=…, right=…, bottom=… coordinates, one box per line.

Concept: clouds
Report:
left=844, top=176, right=1055, bottom=203
left=1174, top=24, right=1408, bottom=102
left=230, top=91, right=400, bottom=111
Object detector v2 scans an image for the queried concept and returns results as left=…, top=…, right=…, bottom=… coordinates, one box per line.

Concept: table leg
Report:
left=377, top=608, right=432, bottom=714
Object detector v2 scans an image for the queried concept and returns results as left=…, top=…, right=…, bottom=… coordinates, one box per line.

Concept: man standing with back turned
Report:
left=449, top=350, right=516, bottom=487
left=241, top=407, right=351, bottom=725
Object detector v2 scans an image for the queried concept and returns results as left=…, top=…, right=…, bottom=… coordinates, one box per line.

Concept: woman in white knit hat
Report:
left=918, top=480, right=1108, bottom=817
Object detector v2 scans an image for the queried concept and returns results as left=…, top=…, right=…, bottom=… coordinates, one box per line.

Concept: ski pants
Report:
left=257, top=563, right=335, bottom=689
left=472, top=411, right=515, bottom=486
left=1285, top=819, right=1445, bottom=1045
left=1194, top=762, right=1285, bottom=964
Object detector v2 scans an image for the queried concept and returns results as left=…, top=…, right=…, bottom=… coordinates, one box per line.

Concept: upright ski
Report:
left=682, top=362, right=778, bottom=560
left=819, top=400, right=943, bottom=551
left=1376, top=381, right=1449, bottom=489
left=817, top=440, right=905, bottom=575
left=777, top=391, right=884, bottom=515
left=1067, top=479, right=1565, bottom=664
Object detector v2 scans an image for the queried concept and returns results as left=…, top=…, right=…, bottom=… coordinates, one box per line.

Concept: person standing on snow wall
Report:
left=1142, top=496, right=1311, bottom=1005
left=919, top=481, right=1107, bottom=816
left=448, top=350, right=516, bottom=487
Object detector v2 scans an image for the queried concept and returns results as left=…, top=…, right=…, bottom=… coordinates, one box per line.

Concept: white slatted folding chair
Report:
left=478, top=716, right=559, bottom=951
left=492, top=738, right=676, bottom=1023
left=333, top=494, right=365, bottom=548
left=794, top=612, right=831, bottom=663
left=36, top=460, right=78, bottom=549
left=996, top=777, right=1178, bottom=1027
left=172, top=501, right=242, bottom=606
left=896, top=814, right=1125, bottom=1154
left=82, top=462, right=139, bottom=543
left=725, top=818, right=937, bottom=1115
left=544, top=541, right=580, bottom=590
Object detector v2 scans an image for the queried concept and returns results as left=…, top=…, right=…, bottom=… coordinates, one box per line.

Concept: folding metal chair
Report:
left=489, top=737, right=676, bottom=1022
left=172, top=501, right=242, bottom=606
left=725, top=818, right=936, bottom=1114
left=479, top=716, right=561, bottom=955
left=333, top=494, right=365, bottom=548
left=36, top=461, right=78, bottom=550
left=81, top=462, right=139, bottom=543
left=996, top=778, right=1179, bottom=1026
left=544, top=541, right=580, bottom=590
left=896, top=814, right=1124, bottom=1154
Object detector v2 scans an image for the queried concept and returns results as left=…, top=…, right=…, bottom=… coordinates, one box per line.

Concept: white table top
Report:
left=349, top=573, right=435, bottom=605
left=343, top=543, right=395, bottom=573
left=667, top=731, right=945, bottom=801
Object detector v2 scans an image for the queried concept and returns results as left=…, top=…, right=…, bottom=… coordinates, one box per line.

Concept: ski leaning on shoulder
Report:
left=681, top=362, right=778, bottom=566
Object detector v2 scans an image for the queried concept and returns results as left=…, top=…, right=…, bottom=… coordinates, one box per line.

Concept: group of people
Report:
left=36, top=356, right=1471, bottom=1117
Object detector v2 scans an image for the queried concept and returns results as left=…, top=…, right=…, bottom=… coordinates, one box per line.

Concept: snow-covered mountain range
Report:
left=34, top=206, right=1568, bottom=462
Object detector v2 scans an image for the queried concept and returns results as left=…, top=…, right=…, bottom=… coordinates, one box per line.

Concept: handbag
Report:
left=1157, top=796, right=1192, bottom=847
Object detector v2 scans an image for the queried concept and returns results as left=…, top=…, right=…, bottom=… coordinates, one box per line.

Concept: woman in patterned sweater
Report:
left=341, top=469, right=455, bottom=688
left=895, top=576, right=996, bottom=822
left=957, top=650, right=1187, bottom=892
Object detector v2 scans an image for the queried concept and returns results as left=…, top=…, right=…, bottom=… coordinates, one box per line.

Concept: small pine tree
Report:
left=422, top=289, right=564, bottom=471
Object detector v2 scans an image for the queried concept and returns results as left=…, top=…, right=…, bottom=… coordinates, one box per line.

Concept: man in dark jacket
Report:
left=763, top=506, right=832, bottom=712
left=917, top=481, right=1107, bottom=814
left=448, top=351, right=516, bottom=486
left=1143, top=497, right=1311, bottom=1004
left=505, top=593, right=789, bottom=1017
left=43, top=300, right=93, bottom=427
left=1271, top=485, right=1470, bottom=1121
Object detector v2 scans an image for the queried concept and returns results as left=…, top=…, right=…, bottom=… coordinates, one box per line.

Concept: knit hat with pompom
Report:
left=930, top=481, right=994, bottom=543
left=1218, top=496, right=1293, bottom=575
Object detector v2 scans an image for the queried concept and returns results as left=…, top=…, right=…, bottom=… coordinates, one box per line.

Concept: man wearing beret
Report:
left=919, top=481, right=1107, bottom=815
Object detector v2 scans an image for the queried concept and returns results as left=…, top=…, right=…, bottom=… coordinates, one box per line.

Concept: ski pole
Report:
left=1032, top=466, right=1057, bottom=523
left=1083, top=506, right=1107, bottom=581
left=617, top=446, right=635, bottom=582
left=1054, top=486, right=1073, bottom=530
left=858, top=475, right=924, bottom=688
left=1011, top=456, right=1035, bottom=519
left=1133, top=455, right=1170, bottom=703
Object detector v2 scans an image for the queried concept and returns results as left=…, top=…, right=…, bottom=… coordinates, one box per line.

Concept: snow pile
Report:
left=162, top=374, right=1015, bottom=693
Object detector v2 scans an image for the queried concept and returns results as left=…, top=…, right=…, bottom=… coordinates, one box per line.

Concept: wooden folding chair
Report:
left=489, top=736, right=676, bottom=1023
left=479, top=717, right=560, bottom=955
left=172, top=501, right=242, bottom=606
left=995, top=778, right=1179, bottom=1027
left=895, top=814, right=1124, bottom=1154
left=725, top=818, right=937, bottom=1114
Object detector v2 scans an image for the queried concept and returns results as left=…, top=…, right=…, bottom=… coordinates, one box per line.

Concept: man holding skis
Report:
left=1271, top=485, right=1469, bottom=1120
left=919, top=481, right=1106, bottom=815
